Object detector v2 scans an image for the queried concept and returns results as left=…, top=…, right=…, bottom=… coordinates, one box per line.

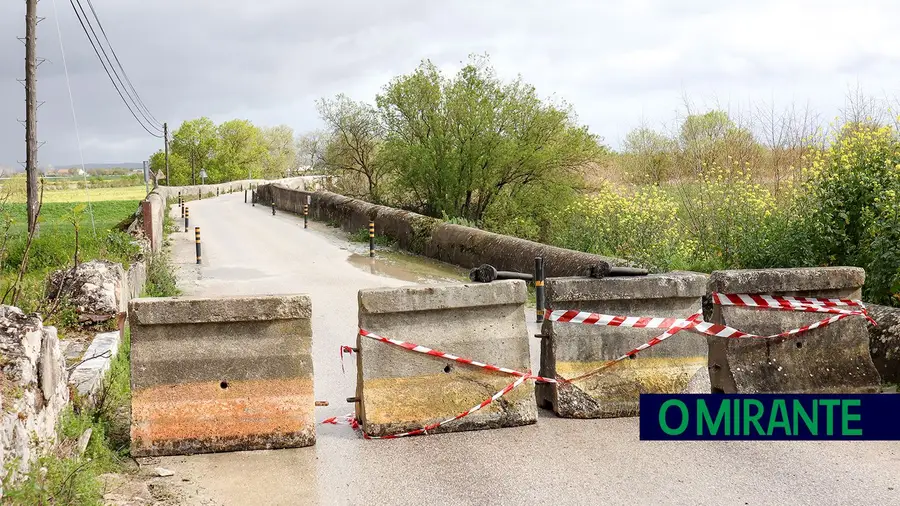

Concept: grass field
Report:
left=6, top=185, right=149, bottom=203
left=0, top=199, right=142, bottom=314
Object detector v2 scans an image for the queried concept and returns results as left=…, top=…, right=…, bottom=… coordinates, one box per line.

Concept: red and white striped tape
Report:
left=358, top=329, right=557, bottom=384
left=340, top=345, right=354, bottom=373
left=321, top=413, right=359, bottom=430
left=547, top=293, right=876, bottom=383
left=362, top=375, right=531, bottom=439
left=334, top=329, right=554, bottom=439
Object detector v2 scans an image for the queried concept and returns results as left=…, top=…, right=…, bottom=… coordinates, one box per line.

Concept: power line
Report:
left=68, top=0, right=163, bottom=137
left=70, top=0, right=162, bottom=135
left=82, top=0, right=163, bottom=130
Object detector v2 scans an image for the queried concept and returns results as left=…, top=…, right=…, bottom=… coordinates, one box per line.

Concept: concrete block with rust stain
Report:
left=708, top=267, right=881, bottom=394
left=356, top=281, right=536, bottom=437
left=129, top=295, right=314, bottom=456
left=537, top=272, right=709, bottom=418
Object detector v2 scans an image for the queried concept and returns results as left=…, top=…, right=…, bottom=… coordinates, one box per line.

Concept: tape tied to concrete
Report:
left=546, top=292, right=877, bottom=383
left=330, top=329, right=556, bottom=440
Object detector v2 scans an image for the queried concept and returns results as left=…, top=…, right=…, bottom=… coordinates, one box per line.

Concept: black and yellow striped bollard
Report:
left=369, top=221, right=375, bottom=258
left=195, top=227, right=202, bottom=264
left=303, top=204, right=309, bottom=228
left=184, top=207, right=190, bottom=233
left=535, top=257, right=545, bottom=323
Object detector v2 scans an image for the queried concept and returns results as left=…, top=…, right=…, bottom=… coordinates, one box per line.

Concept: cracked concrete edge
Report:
left=129, top=295, right=312, bottom=325
left=545, top=271, right=709, bottom=302
left=358, top=280, right=526, bottom=314
left=708, top=267, right=865, bottom=295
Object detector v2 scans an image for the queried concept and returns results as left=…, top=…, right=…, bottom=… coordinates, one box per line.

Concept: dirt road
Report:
left=151, top=193, right=899, bottom=506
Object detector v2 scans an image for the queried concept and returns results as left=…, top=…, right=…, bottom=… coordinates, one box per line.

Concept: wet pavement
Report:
left=159, top=193, right=900, bottom=506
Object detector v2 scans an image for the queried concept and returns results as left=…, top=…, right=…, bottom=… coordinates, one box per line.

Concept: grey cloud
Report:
left=2, top=0, right=900, bottom=167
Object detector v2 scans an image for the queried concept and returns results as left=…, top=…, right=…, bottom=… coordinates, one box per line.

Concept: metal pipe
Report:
left=369, top=221, right=375, bottom=258
left=184, top=207, right=189, bottom=232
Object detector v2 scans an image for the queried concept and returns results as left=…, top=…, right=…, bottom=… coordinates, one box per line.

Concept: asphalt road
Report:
left=157, top=193, right=900, bottom=506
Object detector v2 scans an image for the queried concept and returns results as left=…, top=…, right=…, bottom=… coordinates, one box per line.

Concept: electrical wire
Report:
left=68, top=0, right=163, bottom=137
left=71, top=0, right=162, bottom=135
left=82, top=0, right=163, bottom=131
left=51, top=0, right=96, bottom=237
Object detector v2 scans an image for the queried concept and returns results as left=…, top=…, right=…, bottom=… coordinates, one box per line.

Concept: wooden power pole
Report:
left=24, top=0, right=39, bottom=234
left=164, top=122, right=170, bottom=186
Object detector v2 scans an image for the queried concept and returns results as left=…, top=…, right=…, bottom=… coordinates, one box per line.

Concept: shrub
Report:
left=548, top=182, right=690, bottom=271
left=802, top=123, right=900, bottom=304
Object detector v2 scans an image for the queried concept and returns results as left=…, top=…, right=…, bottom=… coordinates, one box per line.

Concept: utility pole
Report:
left=163, top=122, right=170, bottom=185
left=24, top=0, right=39, bottom=234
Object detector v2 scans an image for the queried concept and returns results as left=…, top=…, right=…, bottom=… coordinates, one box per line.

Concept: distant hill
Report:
left=55, top=162, right=143, bottom=170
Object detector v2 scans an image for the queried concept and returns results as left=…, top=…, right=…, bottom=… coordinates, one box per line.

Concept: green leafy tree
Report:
left=377, top=55, right=603, bottom=222
left=678, top=110, right=760, bottom=176
left=148, top=149, right=189, bottom=186
left=211, top=119, right=266, bottom=182
left=170, top=118, right=218, bottom=185
left=261, top=125, right=297, bottom=179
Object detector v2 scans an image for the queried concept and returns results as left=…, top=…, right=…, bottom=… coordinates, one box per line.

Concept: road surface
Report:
left=155, top=192, right=900, bottom=506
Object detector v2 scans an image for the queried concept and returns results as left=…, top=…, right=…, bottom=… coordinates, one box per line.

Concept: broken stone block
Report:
left=46, top=259, right=126, bottom=324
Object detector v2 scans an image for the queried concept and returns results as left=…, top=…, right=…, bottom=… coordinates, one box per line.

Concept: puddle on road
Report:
left=346, top=250, right=467, bottom=284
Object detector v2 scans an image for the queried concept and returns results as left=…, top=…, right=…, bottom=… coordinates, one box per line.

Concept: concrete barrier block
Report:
left=129, top=295, right=314, bottom=456
left=356, top=281, right=536, bottom=437
left=538, top=272, right=709, bottom=418
left=708, top=267, right=881, bottom=393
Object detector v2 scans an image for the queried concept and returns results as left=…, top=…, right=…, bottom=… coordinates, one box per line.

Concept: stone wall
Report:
left=139, top=176, right=324, bottom=253
left=256, top=184, right=629, bottom=277
left=0, top=307, right=68, bottom=495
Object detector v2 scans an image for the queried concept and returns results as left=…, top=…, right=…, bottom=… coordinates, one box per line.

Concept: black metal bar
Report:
left=244, top=190, right=247, bottom=204
left=303, top=204, right=309, bottom=229
left=608, top=266, right=649, bottom=276
left=184, top=207, right=189, bottom=233
left=369, top=221, right=375, bottom=257
left=272, top=202, right=276, bottom=215
left=535, top=257, right=545, bottom=323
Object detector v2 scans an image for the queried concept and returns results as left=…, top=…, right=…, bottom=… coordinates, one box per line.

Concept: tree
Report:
left=316, top=95, right=386, bottom=200
left=261, top=125, right=297, bottom=179
left=211, top=119, right=266, bottom=182
left=170, top=118, right=217, bottom=185
left=295, top=130, right=329, bottom=173
left=149, top=149, right=189, bottom=186
left=376, top=55, right=603, bottom=222
left=677, top=110, right=760, bottom=176
left=621, top=127, right=675, bottom=185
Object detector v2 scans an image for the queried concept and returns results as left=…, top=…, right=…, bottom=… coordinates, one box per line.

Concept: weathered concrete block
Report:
left=129, top=295, right=314, bottom=456
left=538, top=272, right=709, bottom=418
left=356, top=281, right=536, bottom=437
left=708, top=267, right=881, bottom=393
left=69, top=331, right=121, bottom=402
left=868, top=304, right=900, bottom=385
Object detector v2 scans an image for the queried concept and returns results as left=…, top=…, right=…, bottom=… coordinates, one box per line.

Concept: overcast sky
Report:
left=2, top=0, right=900, bottom=167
